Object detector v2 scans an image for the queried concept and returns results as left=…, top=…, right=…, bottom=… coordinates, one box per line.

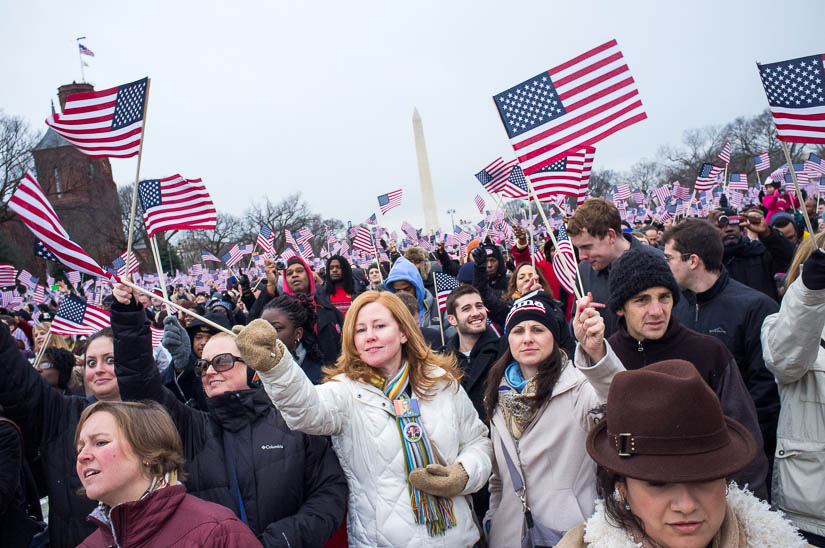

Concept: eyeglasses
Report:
left=194, top=353, right=244, bottom=376
left=663, top=253, right=692, bottom=263
left=717, top=215, right=743, bottom=227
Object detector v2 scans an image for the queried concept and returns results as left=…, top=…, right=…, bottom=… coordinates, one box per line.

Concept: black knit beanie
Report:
left=607, top=248, right=680, bottom=313
left=504, top=290, right=563, bottom=341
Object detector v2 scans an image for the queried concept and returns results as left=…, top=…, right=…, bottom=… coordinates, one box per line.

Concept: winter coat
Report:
left=608, top=317, right=770, bottom=500
left=384, top=257, right=440, bottom=328
left=256, top=350, right=493, bottom=548
left=435, top=246, right=460, bottom=277
left=0, top=322, right=96, bottom=548
left=763, top=191, right=800, bottom=224
left=0, top=414, right=43, bottom=548
left=675, top=268, right=781, bottom=465
left=481, top=243, right=510, bottom=293
left=761, top=276, right=825, bottom=537
left=511, top=243, right=575, bottom=320
left=445, top=326, right=505, bottom=421
left=556, top=484, right=810, bottom=548
left=110, top=302, right=349, bottom=548
left=247, top=256, right=344, bottom=365
left=78, top=484, right=263, bottom=548
left=723, top=231, right=795, bottom=302
left=484, top=343, right=624, bottom=547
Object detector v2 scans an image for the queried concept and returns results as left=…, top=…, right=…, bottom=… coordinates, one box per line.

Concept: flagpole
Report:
left=527, top=201, right=536, bottom=271
left=431, top=271, right=445, bottom=347
left=76, top=37, right=86, bottom=82
left=32, top=328, right=52, bottom=368
left=370, top=227, right=384, bottom=284
left=780, top=141, right=819, bottom=247
left=125, top=78, right=151, bottom=274
left=149, top=235, right=171, bottom=303
left=684, top=189, right=697, bottom=221
left=246, top=242, right=260, bottom=270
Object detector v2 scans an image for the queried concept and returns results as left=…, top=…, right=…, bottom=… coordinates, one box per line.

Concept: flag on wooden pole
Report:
left=138, top=175, right=217, bottom=237
left=51, top=295, right=110, bottom=335
left=757, top=53, right=825, bottom=144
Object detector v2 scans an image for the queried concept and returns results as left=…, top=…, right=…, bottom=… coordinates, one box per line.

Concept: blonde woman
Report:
left=235, top=290, right=492, bottom=547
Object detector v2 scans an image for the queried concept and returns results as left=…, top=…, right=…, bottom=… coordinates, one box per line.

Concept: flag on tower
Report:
left=138, top=175, right=217, bottom=237
left=78, top=43, right=95, bottom=57
left=757, top=53, right=825, bottom=143
left=45, top=77, right=148, bottom=158
left=51, top=295, right=110, bottom=335
left=377, top=189, right=403, bottom=214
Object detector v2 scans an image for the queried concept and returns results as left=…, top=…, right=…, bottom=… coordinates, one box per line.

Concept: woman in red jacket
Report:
left=75, top=400, right=261, bottom=547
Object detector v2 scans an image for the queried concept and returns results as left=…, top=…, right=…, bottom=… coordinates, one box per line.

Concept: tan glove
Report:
left=235, top=319, right=285, bottom=373
left=408, top=462, right=469, bottom=498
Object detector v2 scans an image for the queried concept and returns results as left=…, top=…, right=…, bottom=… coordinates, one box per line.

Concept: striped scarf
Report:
left=375, top=363, right=457, bottom=536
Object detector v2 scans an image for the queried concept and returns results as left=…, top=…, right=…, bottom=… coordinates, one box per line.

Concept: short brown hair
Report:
left=567, top=198, right=622, bottom=238
left=75, top=401, right=186, bottom=481
left=322, top=291, right=461, bottom=397
left=661, top=220, right=723, bottom=272
left=445, top=285, right=481, bottom=316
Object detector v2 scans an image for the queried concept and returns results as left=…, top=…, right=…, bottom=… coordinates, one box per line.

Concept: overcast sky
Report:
left=1, top=0, right=821, bottom=233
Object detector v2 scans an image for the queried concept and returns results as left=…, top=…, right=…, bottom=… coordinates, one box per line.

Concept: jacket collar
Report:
left=695, top=267, right=730, bottom=303
left=206, top=388, right=272, bottom=432
left=613, top=315, right=683, bottom=349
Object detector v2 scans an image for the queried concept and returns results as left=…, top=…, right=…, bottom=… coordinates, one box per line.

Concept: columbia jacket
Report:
left=256, top=350, right=493, bottom=548
left=761, top=276, right=825, bottom=538
left=110, top=301, right=348, bottom=548
left=0, top=322, right=95, bottom=548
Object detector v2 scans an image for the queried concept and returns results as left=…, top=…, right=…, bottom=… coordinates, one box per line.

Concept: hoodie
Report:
left=482, top=243, right=509, bottom=293
left=384, top=257, right=434, bottom=327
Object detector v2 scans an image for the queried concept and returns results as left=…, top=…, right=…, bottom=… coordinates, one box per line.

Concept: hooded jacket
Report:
left=723, top=230, right=795, bottom=302
left=248, top=256, right=344, bottom=365
left=608, top=317, right=770, bottom=500
left=0, top=323, right=96, bottom=548
left=79, top=484, right=262, bottom=548
left=110, top=301, right=348, bottom=548
left=482, top=243, right=510, bottom=293
left=384, top=257, right=438, bottom=328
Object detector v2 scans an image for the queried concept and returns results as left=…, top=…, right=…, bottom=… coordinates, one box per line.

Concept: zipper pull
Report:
left=637, top=340, right=644, bottom=352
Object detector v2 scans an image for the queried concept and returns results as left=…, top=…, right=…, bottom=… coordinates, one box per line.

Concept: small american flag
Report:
left=754, top=152, right=770, bottom=172
left=190, top=264, right=203, bottom=276
left=770, top=165, right=789, bottom=183
left=352, top=225, right=374, bottom=254
left=18, top=269, right=38, bottom=291
left=297, top=228, right=314, bottom=246
left=112, top=250, right=140, bottom=277
left=695, top=163, right=724, bottom=192
left=201, top=249, right=221, bottom=262
left=757, top=53, right=825, bottom=144
left=433, top=272, right=460, bottom=314
left=474, top=195, right=485, bottom=213
left=222, top=244, right=244, bottom=267
left=33, top=285, right=46, bottom=304
left=672, top=181, right=691, bottom=202
left=498, top=165, right=530, bottom=199
left=613, top=184, right=632, bottom=201
left=805, top=153, right=825, bottom=176
left=66, top=271, right=81, bottom=287
left=78, top=43, right=95, bottom=57
left=552, top=225, right=578, bottom=296
left=138, top=175, right=217, bottom=237
left=377, top=189, right=403, bottom=215
left=652, top=185, right=671, bottom=206
left=256, top=225, right=274, bottom=254
left=578, top=146, right=596, bottom=206
left=366, top=213, right=378, bottom=225
left=51, top=295, right=110, bottom=335
left=0, top=264, right=17, bottom=287
left=728, top=173, right=748, bottom=192
left=150, top=326, right=164, bottom=349
left=718, top=142, right=731, bottom=164
left=475, top=157, right=518, bottom=193
left=494, top=39, right=646, bottom=174
left=46, top=77, right=147, bottom=158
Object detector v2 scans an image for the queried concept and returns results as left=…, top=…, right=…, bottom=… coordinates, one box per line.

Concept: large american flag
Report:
left=552, top=224, right=578, bottom=296
left=757, top=53, right=825, bottom=144
left=377, top=189, right=403, bottom=214
left=51, top=295, right=110, bottom=335
left=475, top=157, right=518, bottom=193
left=754, top=152, right=770, bottom=172
left=718, top=142, right=731, bottom=164
left=45, top=77, right=148, bottom=158
left=494, top=39, right=646, bottom=174
left=352, top=225, right=374, bottom=254
left=695, top=163, right=724, bottom=192
left=256, top=225, right=274, bottom=254
left=138, top=175, right=217, bottom=237
left=728, top=173, right=748, bottom=192
left=10, top=172, right=112, bottom=279
left=433, top=272, right=460, bottom=314
left=527, top=150, right=586, bottom=202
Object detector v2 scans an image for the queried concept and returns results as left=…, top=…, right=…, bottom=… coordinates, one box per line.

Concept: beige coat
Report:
left=484, top=343, right=624, bottom=548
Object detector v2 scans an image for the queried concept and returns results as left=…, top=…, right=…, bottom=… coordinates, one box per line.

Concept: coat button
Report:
left=357, top=394, right=361, bottom=399
left=778, top=450, right=785, bottom=456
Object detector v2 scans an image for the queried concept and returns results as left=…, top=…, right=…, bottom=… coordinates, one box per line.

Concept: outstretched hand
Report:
left=112, top=276, right=139, bottom=306
left=573, top=292, right=606, bottom=363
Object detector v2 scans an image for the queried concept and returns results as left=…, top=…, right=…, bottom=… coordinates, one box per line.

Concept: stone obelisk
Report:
left=413, top=107, right=439, bottom=233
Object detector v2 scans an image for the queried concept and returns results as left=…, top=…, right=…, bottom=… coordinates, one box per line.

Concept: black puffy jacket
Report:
left=110, top=301, right=348, bottom=548
left=445, top=327, right=504, bottom=421
left=723, top=230, right=795, bottom=302
left=0, top=323, right=96, bottom=548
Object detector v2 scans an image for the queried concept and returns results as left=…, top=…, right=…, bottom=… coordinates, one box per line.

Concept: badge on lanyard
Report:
left=393, top=398, right=420, bottom=418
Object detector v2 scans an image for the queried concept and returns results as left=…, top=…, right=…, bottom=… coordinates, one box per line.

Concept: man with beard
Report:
left=710, top=207, right=795, bottom=301
left=324, top=255, right=360, bottom=316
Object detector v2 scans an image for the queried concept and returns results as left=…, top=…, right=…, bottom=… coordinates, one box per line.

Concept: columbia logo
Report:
left=261, top=444, right=284, bottom=450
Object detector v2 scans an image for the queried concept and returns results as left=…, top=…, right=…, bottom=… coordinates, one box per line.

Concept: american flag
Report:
left=239, top=243, right=254, bottom=255
left=652, top=185, right=671, bottom=206
left=352, top=225, right=374, bottom=254
left=474, top=195, right=485, bottom=213
left=494, top=39, right=646, bottom=174
left=201, top=249, right=221, bottom=262
left=672, top=181, right=691, bottom=202
left=718, top=142, right=731, bottom=164
left=578, top=146, right=596, bottom=206
left=695, top=163, right=724, bottom=192
left=784, top=167, right=810, bottom=186
left=476, top=157, right=518, bottom=193
left=0, top=264, right=17, bottom=287
left=190, top=264, right=203, bottom=276
left=51, top=295, right=110, bottom=335
left=613, top=184, right=632, bottom=201
left=33, top=285, right=46, bottom=304
left=754, top=152, right=770, bottom=172
left=34, top=238, right=60, bottom=263
left=78, top=43, right=95, bottom=57
left=112, top=250, right=140, bottom=277
left=138, top=175, right=217, bottom=238
left=377, top=189, right=403, bottom=215
left=527, top=150, right=586, bottom=201
left=297, top=228, right=314, bottom=245
left=454, top=226, right=471, bottom=245
left=433, top=272, right=460, bottom=314
left=805, top=153, right=825, bottom=176
left=18, top=270, right=37, bottom=291
left=757, top=53, right=825, bottom=144
left=770, top=164, right=789, bottom=183
left=222, top=244, right=244, bottom=267
left=10, top=172, right=112, bottom=279
left=66, top=271, right=81, bottom=287
left=631, top=190, right=645, bottom=204
left=256, top=225, right=274, bottom=254
left=728, top=191, right=744, bottom=210
left=366, top=213, right=378, bottom=225
left=498, top=165, right=530, bottom=199
left=150, top=326, right=164, bottom=349
left=285, top=229, right=298, bottom=249
left=728, top=173, right=748, bottom=192
left=552, top=225, right=578, bottom=296
left=45, top=77, right=147, bottom=158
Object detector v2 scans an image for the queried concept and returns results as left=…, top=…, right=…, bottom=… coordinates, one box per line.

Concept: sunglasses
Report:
left=717, top=215, right=743, bottom=227
left=194, top=353, right=244, bottom=376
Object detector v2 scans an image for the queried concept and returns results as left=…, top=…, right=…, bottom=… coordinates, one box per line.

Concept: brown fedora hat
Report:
left=586, top=359, right=757, bottom=483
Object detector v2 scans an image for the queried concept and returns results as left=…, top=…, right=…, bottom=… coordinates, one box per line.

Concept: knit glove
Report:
left=162, top=316, right=190, bottom=367
left=801, top=248, right=825, bottom=290
left=235, top=319, right=285, bottom=373
left=408, top=463, right=469, bottom=498
left=472, top=245, right=487, bottom=265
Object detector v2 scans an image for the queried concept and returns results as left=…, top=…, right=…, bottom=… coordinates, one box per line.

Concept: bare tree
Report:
left=628, top=159, right=662, bottom=192
left=0, top=112, right=42, bottom=223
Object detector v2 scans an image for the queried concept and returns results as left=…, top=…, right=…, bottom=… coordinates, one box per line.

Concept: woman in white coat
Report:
left=235, top=290, right=492, bottom=547
left=483, top=290, right=624, bottom=547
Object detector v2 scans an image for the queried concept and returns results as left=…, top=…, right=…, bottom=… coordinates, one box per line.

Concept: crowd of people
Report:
left=1, top=190, right=823, bottom=548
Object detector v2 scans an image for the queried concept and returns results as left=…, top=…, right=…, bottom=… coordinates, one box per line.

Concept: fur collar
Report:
left=580, top=484, right=807, bottom=547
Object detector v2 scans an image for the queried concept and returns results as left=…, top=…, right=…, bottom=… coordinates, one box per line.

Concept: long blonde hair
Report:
left=786, top=232, right=825, bottom=288
left=33, top=321, right=72, bottom=351
left=322, top=291, right=461, bottom=397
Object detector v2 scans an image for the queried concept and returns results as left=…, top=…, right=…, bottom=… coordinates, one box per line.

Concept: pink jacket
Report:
left=763, top=191, right=800, bottom=224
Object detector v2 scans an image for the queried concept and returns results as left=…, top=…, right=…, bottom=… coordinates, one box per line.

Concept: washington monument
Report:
left=412, top=107, right=439, bottom=233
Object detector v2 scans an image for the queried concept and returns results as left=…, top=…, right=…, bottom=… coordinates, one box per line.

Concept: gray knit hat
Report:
left=607, top=248, right=680, bottom=312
